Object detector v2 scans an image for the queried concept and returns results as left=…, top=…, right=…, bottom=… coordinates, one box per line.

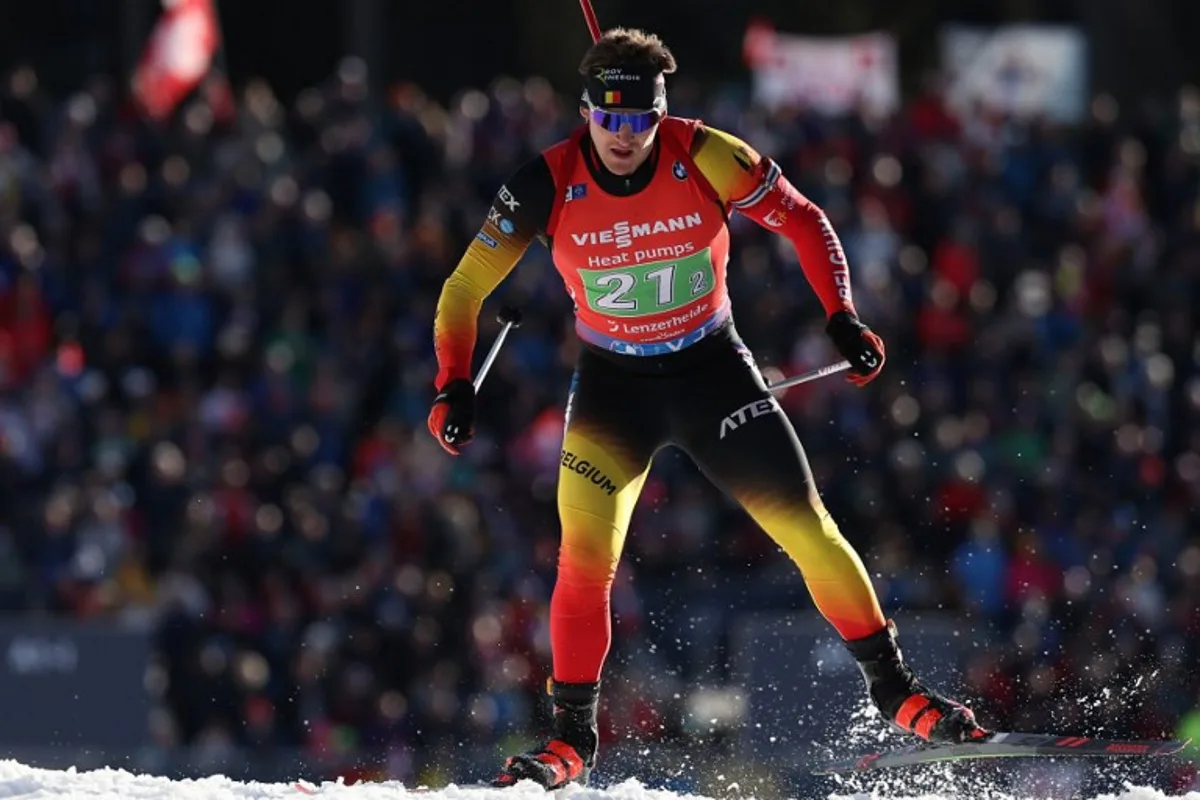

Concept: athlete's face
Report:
left=582, top=107, right=659, bottom=176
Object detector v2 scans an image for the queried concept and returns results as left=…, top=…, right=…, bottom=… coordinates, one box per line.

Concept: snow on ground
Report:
left=0, top=759, right=1196, bottom=800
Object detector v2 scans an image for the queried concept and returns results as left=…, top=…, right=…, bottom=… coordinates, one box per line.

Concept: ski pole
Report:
left=474, top=306, right=523, bottom=391
left=767, top=360, right=851, bottom=391
left=579, top=0, right=601, bottom=42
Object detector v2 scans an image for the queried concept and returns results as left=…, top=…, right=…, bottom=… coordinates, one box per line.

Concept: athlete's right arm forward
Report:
left=433, top=232, right=529, bottom=388
left=432, top=156, right=555, bottom=388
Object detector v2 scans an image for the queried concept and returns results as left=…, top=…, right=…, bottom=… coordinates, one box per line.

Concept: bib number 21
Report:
left=592, top=264, right=710, bottom=314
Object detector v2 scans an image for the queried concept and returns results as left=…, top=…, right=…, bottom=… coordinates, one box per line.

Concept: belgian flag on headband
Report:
left=603, top=90, right=621, bottom=104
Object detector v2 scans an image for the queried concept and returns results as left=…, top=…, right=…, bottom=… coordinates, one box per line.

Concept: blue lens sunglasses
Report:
left=586, top=100, right=663, bottom=133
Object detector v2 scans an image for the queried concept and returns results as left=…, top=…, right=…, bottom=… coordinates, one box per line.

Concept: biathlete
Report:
left=429, top=27, right=988, bottom=790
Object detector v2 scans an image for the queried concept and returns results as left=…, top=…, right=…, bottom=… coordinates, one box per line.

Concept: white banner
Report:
left=940, top=25, right=1088, bottom=123
left=743, top=23, right=899, bottom=117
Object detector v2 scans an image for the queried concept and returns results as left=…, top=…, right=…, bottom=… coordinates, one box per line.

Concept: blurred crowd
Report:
left=1, top=52, right=1200, bottom=787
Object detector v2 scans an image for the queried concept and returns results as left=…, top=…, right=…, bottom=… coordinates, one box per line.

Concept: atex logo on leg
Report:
left=718, top=397, right=780, bottom=439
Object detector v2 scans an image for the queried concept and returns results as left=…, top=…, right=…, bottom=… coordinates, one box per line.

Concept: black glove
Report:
left=825, top=311, right=886, bottom=386
left=427, top=379, right=476, bottom=454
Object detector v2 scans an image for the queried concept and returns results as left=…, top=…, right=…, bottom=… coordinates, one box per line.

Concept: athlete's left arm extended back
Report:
left=690, top=125, right=855, bottom=318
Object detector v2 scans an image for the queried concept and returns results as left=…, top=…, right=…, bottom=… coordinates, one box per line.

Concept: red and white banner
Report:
left=743, top=20, right=899, bottom=117
left=132, top=0, right=221, bottom=122
left=939, top=25, right=1088, bottom=123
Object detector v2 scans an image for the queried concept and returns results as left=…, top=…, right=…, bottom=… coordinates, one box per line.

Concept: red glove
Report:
left=826, top=311, right=886, bottom=387
left=427, top=379, right=475, bottom=455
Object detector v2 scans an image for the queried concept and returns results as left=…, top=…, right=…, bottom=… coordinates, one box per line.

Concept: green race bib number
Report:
left=578, top=248, right=715, bottom=318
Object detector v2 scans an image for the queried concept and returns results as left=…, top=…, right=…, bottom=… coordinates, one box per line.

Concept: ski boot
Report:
left=493, top=680, right=599, bottom=789
left=845, top=619, right=989, bottom=744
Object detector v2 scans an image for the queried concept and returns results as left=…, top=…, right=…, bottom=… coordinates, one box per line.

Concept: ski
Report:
left=813, top=732, right=1189, bottom=775
left=293, top=780, right=500, bottom=794
left=294, top=781, right=509, bottom=794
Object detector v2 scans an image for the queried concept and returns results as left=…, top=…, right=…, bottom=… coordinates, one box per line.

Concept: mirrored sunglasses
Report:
left=587, top=105, right=662, bottom=133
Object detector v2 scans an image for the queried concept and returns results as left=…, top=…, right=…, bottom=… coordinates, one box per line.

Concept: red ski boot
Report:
left=492, top=681, right=598, bottom=789
left=845, top=620, right=989, bottom=744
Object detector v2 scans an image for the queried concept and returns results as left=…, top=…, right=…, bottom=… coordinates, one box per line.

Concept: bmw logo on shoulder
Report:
left=672, top=160, right=688, bottom=181
left=499, top=218, right=515, bottom=235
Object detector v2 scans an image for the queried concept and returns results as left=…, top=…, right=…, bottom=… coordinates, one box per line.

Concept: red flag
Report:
left=132, top=0, right=220, bottom=122
left=742, top=17, right=777, bottom=68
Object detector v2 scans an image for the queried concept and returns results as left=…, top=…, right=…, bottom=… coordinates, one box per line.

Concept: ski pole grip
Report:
left=497, top=306, right=523, bottom=328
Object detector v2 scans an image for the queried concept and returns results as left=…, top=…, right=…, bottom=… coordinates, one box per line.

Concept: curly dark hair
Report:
left=578, top=27, right=677, bottom=76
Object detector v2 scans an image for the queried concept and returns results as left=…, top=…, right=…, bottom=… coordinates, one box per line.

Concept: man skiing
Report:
left=428, top=27, right=989, bottom=790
